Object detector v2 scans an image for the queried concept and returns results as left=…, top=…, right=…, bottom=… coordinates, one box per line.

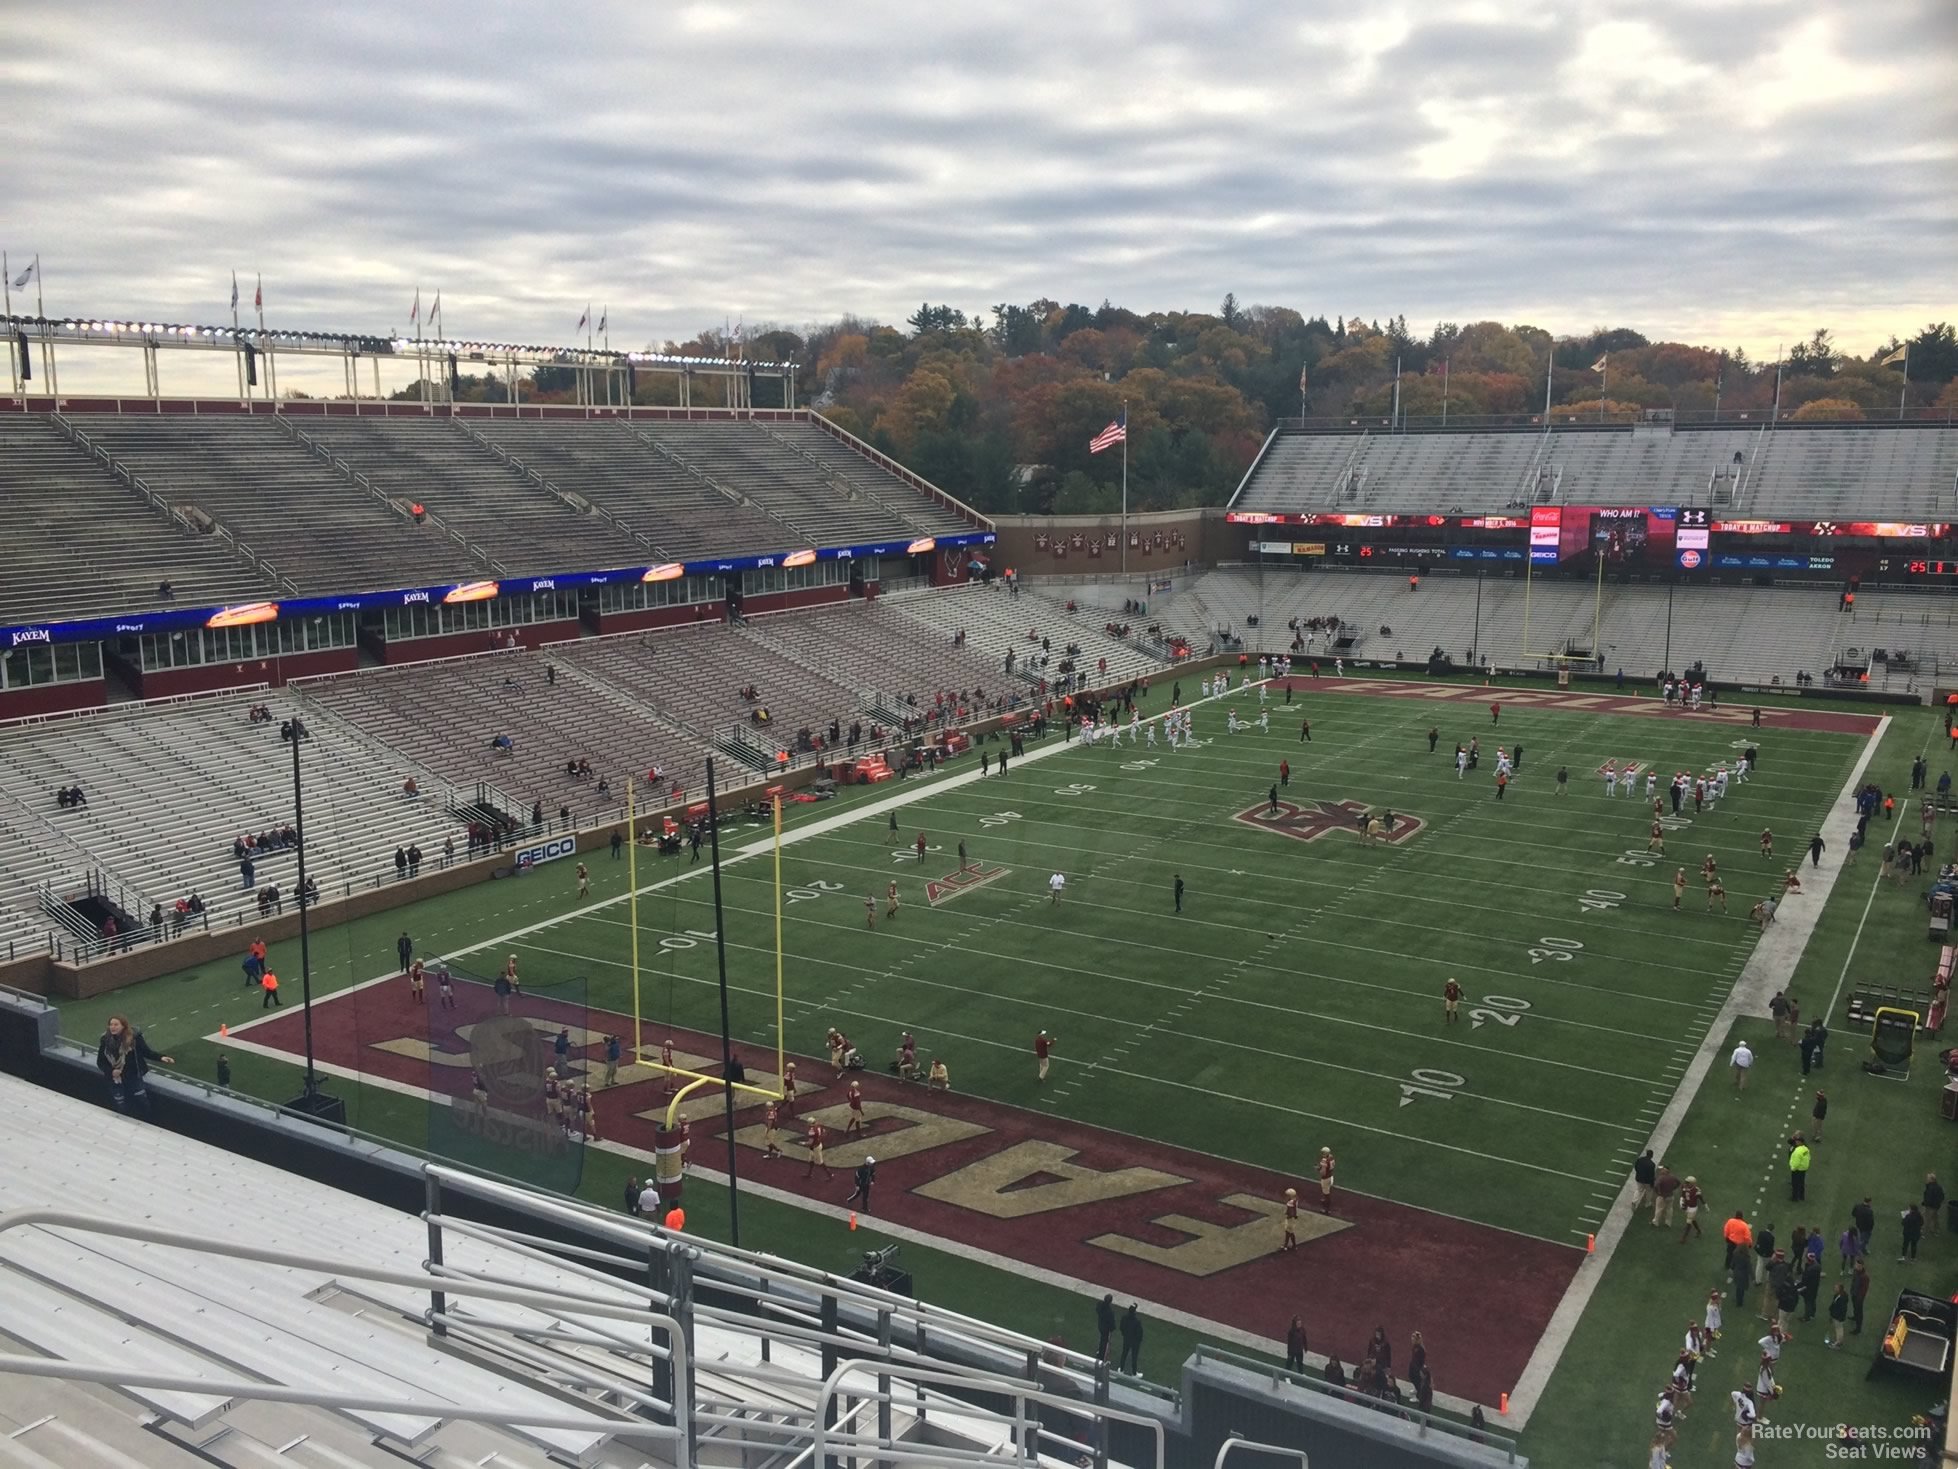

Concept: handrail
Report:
left=811, top=1358, right=1167, bottom=1469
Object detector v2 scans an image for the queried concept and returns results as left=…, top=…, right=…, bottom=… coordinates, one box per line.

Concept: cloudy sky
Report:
left=4, top=0, right=1953, bottom=393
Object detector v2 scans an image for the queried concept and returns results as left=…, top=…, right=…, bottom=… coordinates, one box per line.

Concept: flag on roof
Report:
left=230, top=273, right=239, bottom=311
left=410, top=288, right=420, bottom=324
left=1590, top=354, right=1607, bottom=373
left=1881, top=345, right=1909, bottom=367
left=578, top=307, right=589, bottom=332
left=430, top=291, right=440, bottom=326
left=1089, top=412, right=1127, bottom=454
left=598, top=307, right=607, bottom=334
left=12, top=261, right=36, bottom=289
left=253, top=275, right=262, bottom=311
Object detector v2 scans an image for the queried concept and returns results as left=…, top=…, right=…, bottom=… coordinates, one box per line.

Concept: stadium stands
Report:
left=70, top=414, right=483, bottom=593
left=1743, top=425, right=1958, bottom=519
left=642, top=420, right=931, bottom=544
left=0, top=1069, right=1164, bottom=1467
left=885, top=582, right=1175, bottom=687
left=1144, top=567, right=1863, bottom=686
left=741, top=597, right=1023, bottom=725
left=467, top=418, right=821, bottom=559
left=1234, top=424, right=1958, bottom=517
left=0, top=691, right=463, bottom=941
left=295, top=415, right=654, bottom=573
left=560, top=622, right=867, bottom=763
left=297, top=645, right=738, bottom=824
left=0, top=416, right=271, bottom=624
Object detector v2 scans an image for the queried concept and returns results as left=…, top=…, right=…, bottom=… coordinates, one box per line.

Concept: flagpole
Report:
left=1542, top=345, right=1553, bottom=427
left=1392, top=357, right=1401, bottom=431
left=36, top=256, right=56, bottom=401
left=1899, top=343, right=1910, bottom=421
left=1772, top=348, right=1783, bottom=427
left=1441, top=358, right=1449, bottom=427
left=3, top=253, right=14, bottom=397
left=1599, top=352, right=1606, bottom=424
left=1120, top=400, right=1128, bottom=576
left=232, top=270, right=245, bottom=400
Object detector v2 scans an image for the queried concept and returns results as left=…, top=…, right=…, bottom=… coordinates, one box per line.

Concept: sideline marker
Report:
left=849, top=1212, right=858, bottom=1232
left=219, top=1023, right=229, bottom=1037
left=1586, top=1233, right=1596, bottom=1253
left=1499, top=1392, right=1509, bottom=1415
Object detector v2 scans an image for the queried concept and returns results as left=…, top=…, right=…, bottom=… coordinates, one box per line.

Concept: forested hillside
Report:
left=453, top=309, right=1958, bottom=517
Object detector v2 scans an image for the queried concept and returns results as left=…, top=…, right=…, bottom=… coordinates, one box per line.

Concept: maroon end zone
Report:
left=1279, top=676, right=1886, bottom=736
left=236, top=990, right=1579, bottom=1405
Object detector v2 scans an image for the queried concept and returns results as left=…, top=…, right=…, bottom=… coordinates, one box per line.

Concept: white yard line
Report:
left=1500, top=714, right=1888, bottom=1428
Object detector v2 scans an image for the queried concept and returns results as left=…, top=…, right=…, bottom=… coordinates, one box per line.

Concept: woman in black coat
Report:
left=97, top=1015, right=172, bottom=1115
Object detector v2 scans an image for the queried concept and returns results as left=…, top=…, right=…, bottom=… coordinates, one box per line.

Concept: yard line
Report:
left=572, top=890, right=1682, bottom=1069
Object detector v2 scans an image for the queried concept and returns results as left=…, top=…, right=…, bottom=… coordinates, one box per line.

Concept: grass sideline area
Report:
left=53, top=675, right=1955, bottom=1459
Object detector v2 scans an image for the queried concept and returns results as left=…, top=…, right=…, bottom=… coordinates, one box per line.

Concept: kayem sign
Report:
left=513, top=836, right=577, bottom=869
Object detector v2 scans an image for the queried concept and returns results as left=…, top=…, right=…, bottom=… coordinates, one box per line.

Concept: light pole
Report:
left=285, top=719, right=343, bottom=1123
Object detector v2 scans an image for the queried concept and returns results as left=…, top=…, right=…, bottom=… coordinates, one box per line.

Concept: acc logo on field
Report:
left=469, top=1014, right=548, bottom=1110
left=1233, top=797, right=1424, bottom=846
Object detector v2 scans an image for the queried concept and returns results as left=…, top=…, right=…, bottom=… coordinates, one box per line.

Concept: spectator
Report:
left=157, top=579, right=175, bottom=602
left=147, top=902, right=163, bottom=934
left=394, top=846, right=408, bottom=879
left=96, top=1015, right=172, bottom=1115
left=1900, top=1203, right=1925, bottom=1262
left=1284, top=1315, right=1307, bottom=1373
left=1323, top=1354, right=1346, bottom=1389
left=443, top=835, right=456, bottom=864
left=240, top=855, right=255, bottom=891
left=407, top=843, right=423, bottom=876
left=1924, top=1173, right=1946, bottom=1232
left=215, top=1053, right=231, bottom=1089
left=402, top=776, right=420, bottom=799
left=1117, top=1304, right=1143, bottom=1374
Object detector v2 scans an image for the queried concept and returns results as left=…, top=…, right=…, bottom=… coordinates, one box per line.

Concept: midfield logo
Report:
left=1232, top=798, right=1425, bottom=846
left=926, top=863, right=1010, bottom=906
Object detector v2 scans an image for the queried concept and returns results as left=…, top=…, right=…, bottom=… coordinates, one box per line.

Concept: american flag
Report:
left=1089, top=412, right=1127, bottom=454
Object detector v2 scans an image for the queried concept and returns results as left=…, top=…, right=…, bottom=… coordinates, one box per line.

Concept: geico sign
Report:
left=514, top=836, right=577, bottom=868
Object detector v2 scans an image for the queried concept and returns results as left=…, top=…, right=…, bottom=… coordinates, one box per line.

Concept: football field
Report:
left=217, top=674, right=1878, bottom=1409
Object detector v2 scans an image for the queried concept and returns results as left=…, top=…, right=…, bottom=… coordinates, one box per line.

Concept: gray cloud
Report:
left=1, top=0, right=1952, bottom=394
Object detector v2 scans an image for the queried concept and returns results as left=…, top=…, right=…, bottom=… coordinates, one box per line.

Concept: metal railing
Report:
left=1192, top=1345, right=1517, bottom=1460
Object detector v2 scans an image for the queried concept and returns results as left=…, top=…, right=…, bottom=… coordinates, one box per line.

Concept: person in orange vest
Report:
left=1723, top=1210, right=1755, bottom=1272
left=260, top=970, right=281, bottom=1009
left=663, top=1205, right=684, bottom=1231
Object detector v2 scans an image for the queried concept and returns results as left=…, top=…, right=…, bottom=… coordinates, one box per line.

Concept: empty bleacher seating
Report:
left=0, top=416, right=268, bottom=623
left=71, top=414, right=481, bottom=593
left=0, top=691, right=463, bottom=933
left=296, top=415, right=653, bottom=573
left=1234, top=424, right=1955, bottom=517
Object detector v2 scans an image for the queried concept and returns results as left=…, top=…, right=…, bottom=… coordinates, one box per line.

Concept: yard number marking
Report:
left=977, top=811, right=1023, bottom=828
left=785, top=879, right=845, bottom=905
left=1054, top=783, right=1098, bottom=797
left=1398, top=1067, right=1465, bottom=1107
left=1526, top=937, right=1584, bottom=964
left=1577, top=888, right=1625, bottom=912
left=659, top=928, right=720, bottom=952
left=1615, top=848, right=1655, bottom=868
left=1469, top=995, right=1532, bottom=1030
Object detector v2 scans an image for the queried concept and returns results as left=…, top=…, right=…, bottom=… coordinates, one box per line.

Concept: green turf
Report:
left=57, top=682, right=1942, bottom=1460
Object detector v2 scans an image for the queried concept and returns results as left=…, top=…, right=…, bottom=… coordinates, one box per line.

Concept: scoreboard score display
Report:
left=1879, top=558, right=1958, bottom=579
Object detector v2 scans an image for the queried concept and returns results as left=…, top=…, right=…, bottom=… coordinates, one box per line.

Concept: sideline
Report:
left=1501, top=715, right=1889, bottom=1426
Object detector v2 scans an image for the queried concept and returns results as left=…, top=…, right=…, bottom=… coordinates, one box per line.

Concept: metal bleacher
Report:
left=0, top=416, right=269, bottom=624
left=1234, top=423, right=1955, bottom=517
left=469, top=419, right=806, bottom=559
left=0, top=1068, right=1164, bottom=1467
left=0, top=690, right=464, bottom=942
left=296, top=646, right=713, bottom=823
left=69, top=415, right=482, bottom=593
left=1741, top=426, right=1958, bottom=519
left=296, top=415, right=654, bottom=574
left=642, top=421, right=920, bottom=545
